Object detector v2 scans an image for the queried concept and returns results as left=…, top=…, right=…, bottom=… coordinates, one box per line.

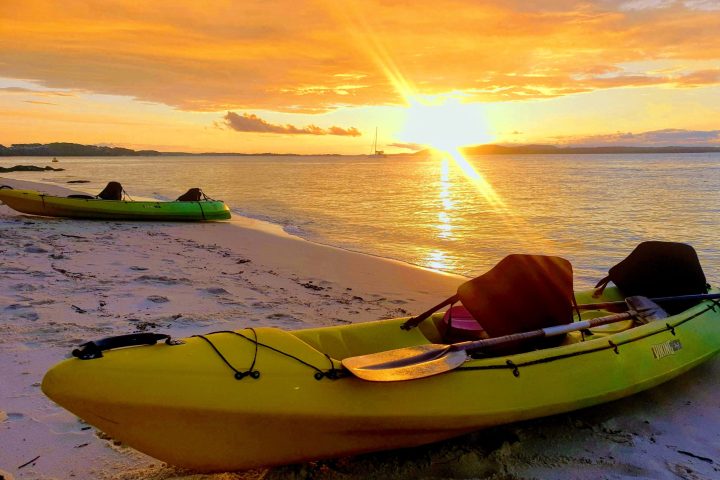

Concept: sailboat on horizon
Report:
left=371, top=127, right=386, bottom=157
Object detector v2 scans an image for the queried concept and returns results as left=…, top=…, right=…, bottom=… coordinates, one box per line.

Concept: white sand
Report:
left=1, top=177, right=719, bottom=480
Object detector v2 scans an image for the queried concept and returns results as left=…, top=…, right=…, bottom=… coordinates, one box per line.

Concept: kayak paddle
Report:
left=343, top=296, right=667, bottom=382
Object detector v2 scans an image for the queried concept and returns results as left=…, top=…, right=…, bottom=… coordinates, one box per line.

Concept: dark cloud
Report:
left=224, top=112, right=361, bottom=136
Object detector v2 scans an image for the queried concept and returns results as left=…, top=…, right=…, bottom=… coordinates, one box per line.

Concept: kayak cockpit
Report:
left=290, top=286, right=631, bottom=360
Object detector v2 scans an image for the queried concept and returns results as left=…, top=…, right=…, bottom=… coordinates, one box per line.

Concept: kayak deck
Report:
left=41, top=287, right=720, bottom=471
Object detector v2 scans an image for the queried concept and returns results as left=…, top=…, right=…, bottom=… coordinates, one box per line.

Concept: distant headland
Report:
left=459, top=144, right=720, bottom=155
left=1, top=142, right=720, bottom=157
left=0, top=143, right=162, bottom=157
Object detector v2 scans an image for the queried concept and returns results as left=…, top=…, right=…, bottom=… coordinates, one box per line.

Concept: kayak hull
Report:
left=0, top=188, right=231, bottom=221
left=42, top=290, right=720, bottom=471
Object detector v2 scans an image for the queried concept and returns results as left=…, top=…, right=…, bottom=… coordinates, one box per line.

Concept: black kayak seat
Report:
left=595, top=241, right=707, bottom=314
left=97, top=181, right=124, bottom=200
left=457, top=255, right=574, bottom=340
left=177, top=188, right=203, bottom=201
left=405, top=254, right=576, bottom=354
left=67, top=194, right=96, bottom=199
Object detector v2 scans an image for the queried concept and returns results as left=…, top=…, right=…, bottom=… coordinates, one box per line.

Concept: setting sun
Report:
left=397, top=95, right=494, bottom=152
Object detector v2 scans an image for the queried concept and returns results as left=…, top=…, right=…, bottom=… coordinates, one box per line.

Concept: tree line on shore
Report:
left=0, top=143, right=161, bottom=157
left=2, top=141, right=719, bottom=158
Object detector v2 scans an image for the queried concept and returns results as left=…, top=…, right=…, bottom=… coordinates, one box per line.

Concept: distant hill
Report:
left=461, top=144, right=720, bottom=155
left=1, top=141, right=719, bottom=157
left=0, top=142, right=161, bottom=157
left=0, top=143, right=314, bottom=157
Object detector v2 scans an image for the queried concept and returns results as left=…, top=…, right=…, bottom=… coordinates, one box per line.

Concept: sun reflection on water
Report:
left=436, top=158, right=454, bottom=240
left=426, top=249, right=451, bottom=271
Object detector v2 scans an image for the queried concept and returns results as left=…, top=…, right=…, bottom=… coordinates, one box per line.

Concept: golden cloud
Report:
left=0, top=0, right=718, bottom=112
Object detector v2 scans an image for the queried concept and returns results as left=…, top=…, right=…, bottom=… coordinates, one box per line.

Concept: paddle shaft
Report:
left=578, top=292, right=720, bottom=311
left=448, top=310, right=634, bottom=353
left=344, top=296, right=667, bottom=381
left=404, top=292, right=717, bottom=331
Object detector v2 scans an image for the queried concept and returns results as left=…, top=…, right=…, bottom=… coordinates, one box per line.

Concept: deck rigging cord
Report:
left=194, top=329, right=344, bottom=380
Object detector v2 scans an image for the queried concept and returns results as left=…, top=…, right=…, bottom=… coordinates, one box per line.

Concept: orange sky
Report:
left=1, top=0, right=719, bottom=154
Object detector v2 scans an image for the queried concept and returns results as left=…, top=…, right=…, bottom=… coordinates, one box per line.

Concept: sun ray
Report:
left=325, top=1, right=563, bottom=263
left=442, top=148, right=506, bottom=208
left=322, top=1, right=416, bottom=103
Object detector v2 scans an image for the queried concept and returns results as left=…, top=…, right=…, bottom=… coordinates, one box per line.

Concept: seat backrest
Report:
left=596, top=241, right=707, bottom=314
left=97, top=181, right=123, bottom=200
left=176, top=188, right=202, bottom=201
left=457, top=254, right=575, bottom=340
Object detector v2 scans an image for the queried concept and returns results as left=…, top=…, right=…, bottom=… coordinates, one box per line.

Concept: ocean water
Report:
left=3, top=153, right=720, bottom=288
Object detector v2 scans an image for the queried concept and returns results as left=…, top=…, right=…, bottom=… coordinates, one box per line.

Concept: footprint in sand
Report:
left=24, top=245, right=48, bottom=253
left=0, top=266, right=27, bottom=274
left=266, top=313, right=299, bottom=322
left=251, top=301, right=273, bottom=309
left=298, top=281, right=324, bottom=291
left=4, top=304, right=39, bottom=321
left=146, top=295, right=170, bottom=303
left=135, top=275, right=190, bottom=285
left=19, top=311, right=39, bottom=321
left=202, top=287, right=230, bottom=295
left=5, top=303, right=30, bottom=310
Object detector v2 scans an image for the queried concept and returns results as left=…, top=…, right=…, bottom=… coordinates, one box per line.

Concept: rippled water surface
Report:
left=5, top=153, right=720, bottom=287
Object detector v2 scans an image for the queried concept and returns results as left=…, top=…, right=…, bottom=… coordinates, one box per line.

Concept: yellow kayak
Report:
left=41, top=287, right=720, bottom=471
left=0, top=187, right=231, bottom=221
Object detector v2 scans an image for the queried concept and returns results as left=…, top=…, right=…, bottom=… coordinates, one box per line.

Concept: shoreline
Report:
left=1, top=172, right=472, bottom=280
left=4, top=144, right=720, bottom=157
left=0, top=176, right=465, bottom=479
left=0, top=176, right=466, bottom=295
left=1, top=177, right=719, bottom=480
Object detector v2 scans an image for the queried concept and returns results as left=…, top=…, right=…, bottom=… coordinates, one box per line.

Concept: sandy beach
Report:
left=1, top=177, right=719, bottom=480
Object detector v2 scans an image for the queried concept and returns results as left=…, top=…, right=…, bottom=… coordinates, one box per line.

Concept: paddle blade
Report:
left=625, top=296, right=668, bottom=323
left=342, top=344, right=468, bottom=382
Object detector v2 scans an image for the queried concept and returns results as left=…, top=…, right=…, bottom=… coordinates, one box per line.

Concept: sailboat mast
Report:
left=373, top=127, right=378, bottom=155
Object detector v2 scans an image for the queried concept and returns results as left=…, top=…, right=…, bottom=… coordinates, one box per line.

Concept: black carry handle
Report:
left=401, top=294, right=459, bottom=330
left=72, top=333, right=174, bottom=359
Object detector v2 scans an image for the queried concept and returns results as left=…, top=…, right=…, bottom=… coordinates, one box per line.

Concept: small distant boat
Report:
left=371, top=127, right=386, bottom=157
left=51, top=157, right=59, bottom=162
left=0, top=183, right=231, bottom=221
